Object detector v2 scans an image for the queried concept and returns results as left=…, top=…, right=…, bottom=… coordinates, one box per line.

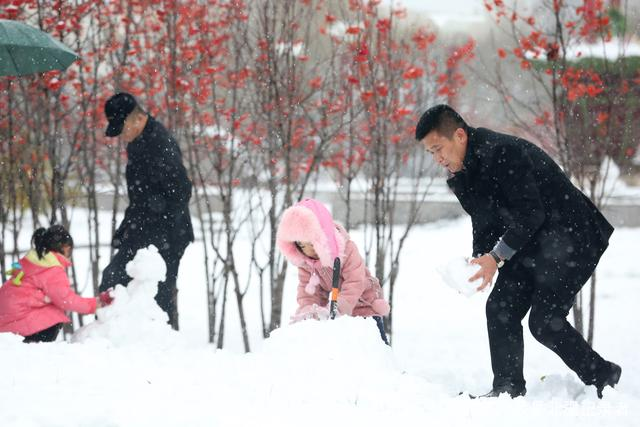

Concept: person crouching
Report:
left=276, top=199, right=390, bottom=344
left=0, top=225, right=113, bottom=343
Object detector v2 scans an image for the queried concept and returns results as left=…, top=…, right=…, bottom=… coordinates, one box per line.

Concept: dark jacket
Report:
left=114, top=116, right=194, bottom=253
left=447, top=127, right=613, bottom=293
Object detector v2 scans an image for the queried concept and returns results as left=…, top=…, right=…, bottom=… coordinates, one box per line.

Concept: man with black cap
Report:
left=415, top=104, right=621, bottom=399
left=101, top=92, right=194, bottom=330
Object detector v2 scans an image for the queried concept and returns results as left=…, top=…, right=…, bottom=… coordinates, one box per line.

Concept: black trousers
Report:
left=373, top=316, right=390, bottom=345
left=486, top=257, right=609, bottom=391
left=23, top=323, right=63, bottom=343
left=100, top=243, right=186, bottom=330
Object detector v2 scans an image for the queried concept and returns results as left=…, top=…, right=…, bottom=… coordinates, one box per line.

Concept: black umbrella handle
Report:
left=330, top=257, right=341, bottom=320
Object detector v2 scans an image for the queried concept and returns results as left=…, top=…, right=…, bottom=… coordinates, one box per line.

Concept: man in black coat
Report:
left=415, top=105, right=621, bottom=398
left=100, top=92, right=194, bottom=330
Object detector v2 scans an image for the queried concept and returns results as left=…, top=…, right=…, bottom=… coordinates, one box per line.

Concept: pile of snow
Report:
left=1, top=219, right=639, bottom=426
left=72, top=246, right=183, bottom=348
left=253, top=317, right=396, bottom=400
left=437, top=256, right=482, bottom=297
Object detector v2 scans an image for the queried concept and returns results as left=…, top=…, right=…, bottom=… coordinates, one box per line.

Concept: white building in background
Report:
left=565, top=37, right=640, bottom=61
left=383, top=0, right=488, bottom=33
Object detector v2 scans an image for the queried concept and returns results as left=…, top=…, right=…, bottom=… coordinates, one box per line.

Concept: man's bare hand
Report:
left=469, top=254, right=498, bottom=291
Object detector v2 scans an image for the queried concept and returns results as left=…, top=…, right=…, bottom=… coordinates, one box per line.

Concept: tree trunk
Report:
left=217, top=278, right=229, bottom=350
left=573, top=292, right=584, bottom=337
left=587, top=272, right=596, bottom=346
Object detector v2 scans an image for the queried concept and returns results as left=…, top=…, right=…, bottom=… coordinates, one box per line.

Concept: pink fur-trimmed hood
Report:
left=276, top=199, right=346, bottom=268
left=278, top=199, right=390, bottom=319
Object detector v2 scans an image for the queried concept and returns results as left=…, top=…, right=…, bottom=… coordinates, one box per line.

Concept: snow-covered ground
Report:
left=1, top=214, right=638, bottom=426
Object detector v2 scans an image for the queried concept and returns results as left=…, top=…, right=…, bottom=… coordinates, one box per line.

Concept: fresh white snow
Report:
left=0, top=214, right=638, bottom=426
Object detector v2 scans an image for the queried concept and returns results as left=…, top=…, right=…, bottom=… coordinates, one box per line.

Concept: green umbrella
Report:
left=0, top=19, right=78, bottom=77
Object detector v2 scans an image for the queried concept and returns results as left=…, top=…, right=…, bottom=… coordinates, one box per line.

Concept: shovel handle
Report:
left=330, top=258, right=341, bottom=319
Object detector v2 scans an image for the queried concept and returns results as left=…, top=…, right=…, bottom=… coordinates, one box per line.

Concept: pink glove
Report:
left=290, top=304, right=330, bottom=323
left=98, top=290, right=114, bottom=307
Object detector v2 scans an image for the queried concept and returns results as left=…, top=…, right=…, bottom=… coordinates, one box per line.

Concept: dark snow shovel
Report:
left=329, top=258, right=341, bottom=319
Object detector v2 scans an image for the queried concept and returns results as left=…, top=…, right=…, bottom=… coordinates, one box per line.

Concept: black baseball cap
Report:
left=104, top=92, right=137, bottom=137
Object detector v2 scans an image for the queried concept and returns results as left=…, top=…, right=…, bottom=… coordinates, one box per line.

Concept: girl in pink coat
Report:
left=276, top=199, right=390, bottom=343
left=0, top=225, right=113, bottom=343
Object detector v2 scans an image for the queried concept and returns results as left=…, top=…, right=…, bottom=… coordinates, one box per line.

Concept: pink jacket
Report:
left=277, top=199, right=390, bottom=317
left=0, top=250, right=97, bottom=337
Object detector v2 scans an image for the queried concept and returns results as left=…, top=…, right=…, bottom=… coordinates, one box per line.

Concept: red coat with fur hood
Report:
left=276, top=199, right=390, bottom=318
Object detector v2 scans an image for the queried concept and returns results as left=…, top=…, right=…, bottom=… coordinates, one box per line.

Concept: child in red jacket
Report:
left=0, top=225, right=113, bottom=343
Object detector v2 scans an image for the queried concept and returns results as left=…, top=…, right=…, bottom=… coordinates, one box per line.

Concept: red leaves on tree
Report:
left=354, top=43, right=369, bottom=63
left=412, top=28, right=436, bottom=51
left=596, top=112, right=609, bottom=124
left=3, top=4, right=20, bottom=18
left=394, top=107, right=412, bottom=117
left=392, top=8, right=407, bottom=19
left=309, top=76, right=322, bottom=90
left=346, top=26, right=361, bottom=35
left=46, top=77, right=62, bottom=91
left=625, top=147, right=636, bottom=158
left=446, top=38, right=475, bottom=69
left=360, top=91, right=374, bottom=103
left=560, top=68, right=604, bottom=102
left=402, top=67, right=424, bottom=80
left=535, top=111, right=552, bottom=126
left=576, top=0, right=611, bottom=40
left=206, top=65, right=225, bottom=75
left=376, top=18, right=391, bottom=33
left=435, top=38, right=475, bottom=102
left=376, top=83, right=388, bottom=97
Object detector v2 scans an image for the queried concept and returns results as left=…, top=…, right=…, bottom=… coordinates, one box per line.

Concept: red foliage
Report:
left=437, top=38, right=475, bottom=103
left=376, top=18, right=390, bottom=33
left=560, top=68, right=604, bottom=101
left=402, top=67, right=424, bottom=80
left=576, top=0, right=611, bottom=40
left=534, top=111, right=552, bottom=125
left=346, top=26, right=361, bottom=35
left=309, top=76, right=322, bottom=89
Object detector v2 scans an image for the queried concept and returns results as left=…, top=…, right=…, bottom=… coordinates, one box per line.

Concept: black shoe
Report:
left=595, top=362, right=622, bottom=399
left=469, top=386, right=526, bottom=399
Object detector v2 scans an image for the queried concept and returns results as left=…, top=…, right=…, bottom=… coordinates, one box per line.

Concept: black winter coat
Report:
left=114, top=116, right=194, bottom=253
left=447, top=127, right=613, bottom=294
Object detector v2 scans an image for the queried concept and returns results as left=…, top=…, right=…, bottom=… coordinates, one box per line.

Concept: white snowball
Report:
left=437, top=256, right=482, bottom=297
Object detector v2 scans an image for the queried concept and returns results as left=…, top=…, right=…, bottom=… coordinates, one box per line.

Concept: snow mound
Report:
left=246, top=317, right=398, bottom=403
left=261, top=316, right=392, bottom=367
left=0, top=332, right=24, bottom=345
left=72, top=245, right=182, bottom=348
left=437, top=256, right=482, bottom=297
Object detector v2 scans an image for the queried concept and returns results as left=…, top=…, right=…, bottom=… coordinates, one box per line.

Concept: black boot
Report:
left=595, top=362, right=622, bottom=399
left=469, top=385, right=526, bottom=399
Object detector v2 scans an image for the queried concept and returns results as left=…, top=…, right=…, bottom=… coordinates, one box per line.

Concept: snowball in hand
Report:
left=437, top=257, right=482, bottom=297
